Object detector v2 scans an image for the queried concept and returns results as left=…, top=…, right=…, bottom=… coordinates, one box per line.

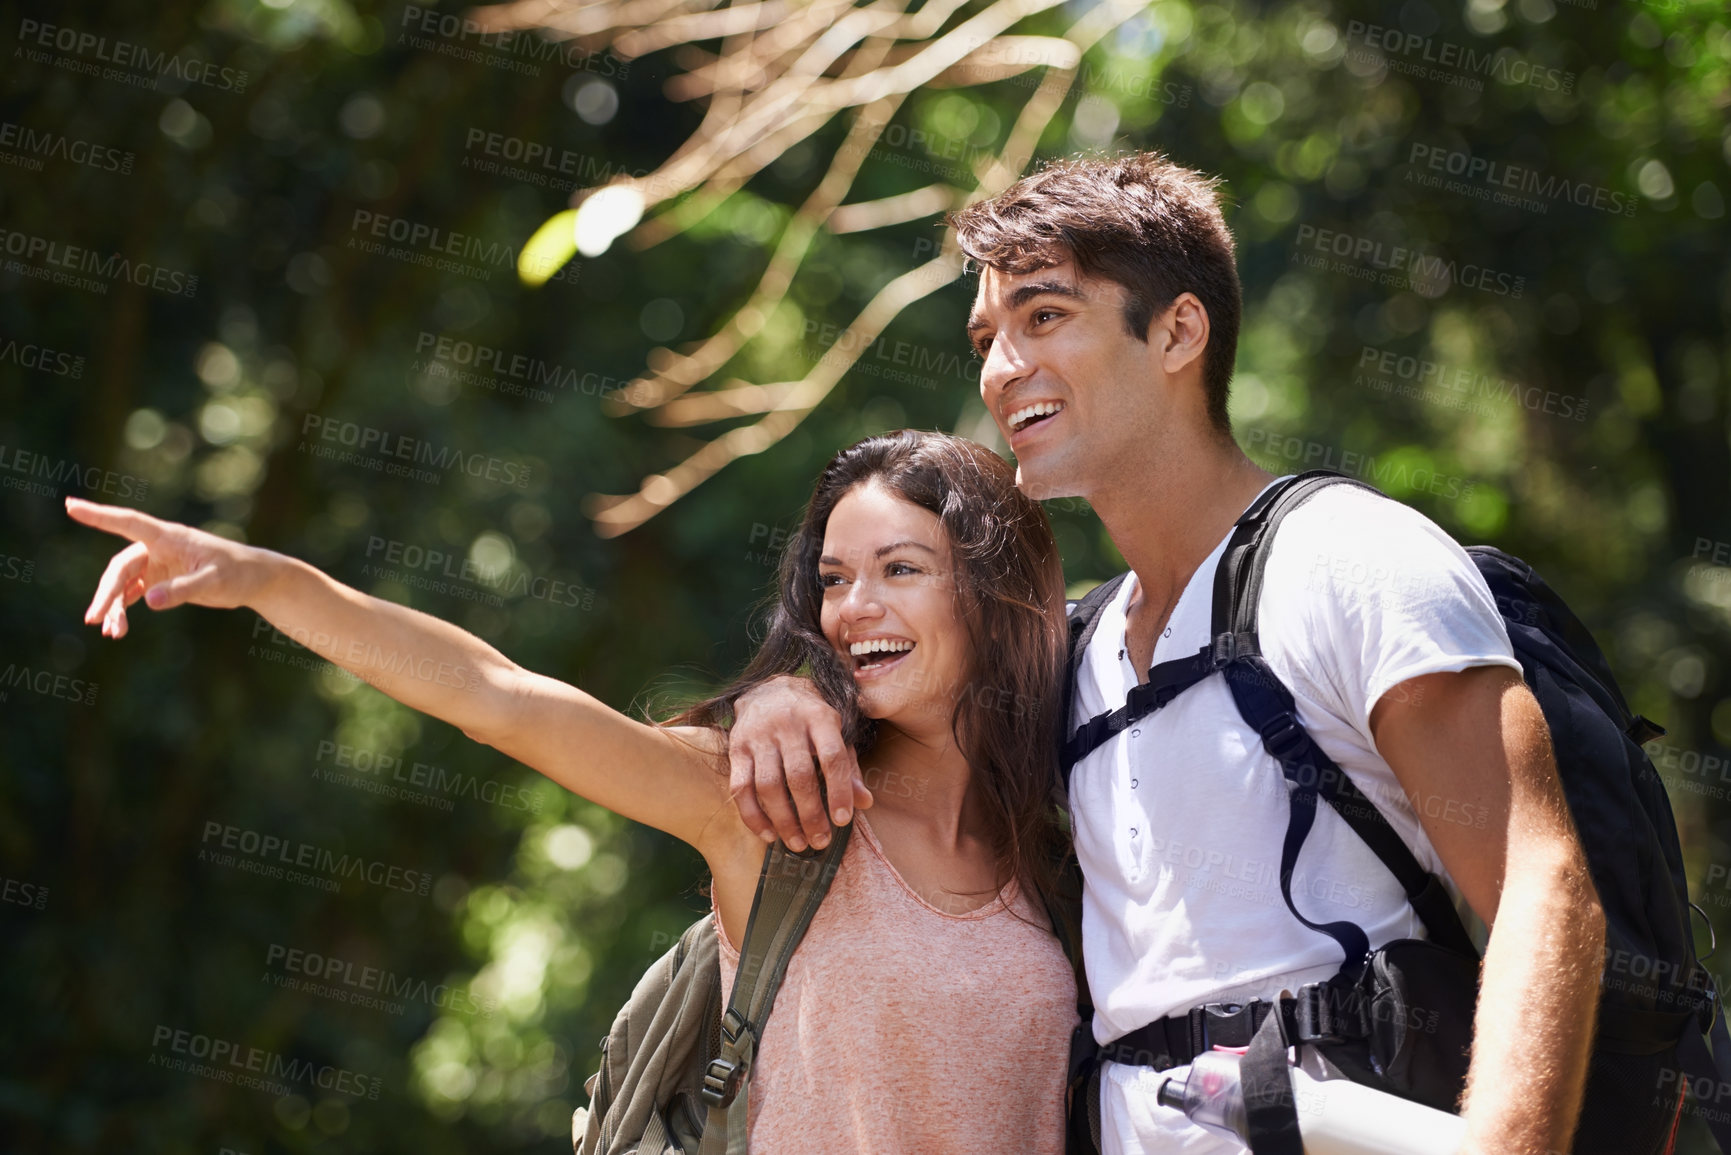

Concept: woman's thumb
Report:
left=145, top=565, right=219, bottom=610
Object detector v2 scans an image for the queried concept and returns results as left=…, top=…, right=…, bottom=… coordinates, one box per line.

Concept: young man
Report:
left=723, top=153, right=1605, bottom=1155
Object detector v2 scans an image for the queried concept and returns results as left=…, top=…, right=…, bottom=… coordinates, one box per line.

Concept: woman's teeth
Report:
left=1007, top=401, right=1065, bottom=433
left=849, top=639, right=914, bottom=667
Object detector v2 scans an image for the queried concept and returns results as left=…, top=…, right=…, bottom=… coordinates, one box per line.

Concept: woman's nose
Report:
left=838, top=577, right=883, bottom=621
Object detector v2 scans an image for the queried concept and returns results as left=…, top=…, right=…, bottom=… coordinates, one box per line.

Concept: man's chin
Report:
left=1013, top=461, right=1083, bottom=502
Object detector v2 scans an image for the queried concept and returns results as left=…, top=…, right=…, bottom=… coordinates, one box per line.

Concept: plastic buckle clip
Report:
left=1294, top=984, right=1342, bottom=1044
left=1195, top=998, right=1264, bottom=1049
left=701, top=1058, right=742, bottom=1108
left=1258, top=713, right=1309, bottom=764
left=1295, top=981, right=1366, bottom=1044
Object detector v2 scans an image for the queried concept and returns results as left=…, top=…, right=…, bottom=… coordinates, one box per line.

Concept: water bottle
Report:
left=1156, top=1049, right=1469, bottom=1155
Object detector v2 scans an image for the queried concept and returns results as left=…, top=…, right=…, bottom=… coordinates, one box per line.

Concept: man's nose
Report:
left=979, top=332, right=1030, bottom=403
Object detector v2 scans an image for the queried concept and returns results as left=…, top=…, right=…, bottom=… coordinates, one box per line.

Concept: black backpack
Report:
left=1058, top=470, right=1731, bottom=1154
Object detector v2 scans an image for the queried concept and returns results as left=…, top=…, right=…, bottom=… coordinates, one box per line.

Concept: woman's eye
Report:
left=887, top=562, right=919, bottom=577
left=819, top=572, right=846, bottom=587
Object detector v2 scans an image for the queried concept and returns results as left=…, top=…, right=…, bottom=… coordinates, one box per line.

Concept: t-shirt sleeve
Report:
left=1258, top=487, right=1523, bottom=744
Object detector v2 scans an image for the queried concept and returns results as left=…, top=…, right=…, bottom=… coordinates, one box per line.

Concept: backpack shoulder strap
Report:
left=1057, top=473, right=1474, bottom=964
left=699, top=823, right=853, bottom=1154
left=1028, top=826, right=1100, bottom=1155
left=1065, top=574, right=1132, bottom=688
left=1059, top=572, right=1132, bottom=787
left=1057, top=473, right=1334, bottom=777
left=1217, top=470, right=1475, bottom=962
left=1210, top=470, right=1377, bottom=640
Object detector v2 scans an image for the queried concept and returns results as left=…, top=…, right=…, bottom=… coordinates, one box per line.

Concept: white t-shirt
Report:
left=1069, top=479, right=1522, bottom=1155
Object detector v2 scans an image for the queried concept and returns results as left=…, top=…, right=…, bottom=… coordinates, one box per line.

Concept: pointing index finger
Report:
left=65, top=497, right=162, bottom=544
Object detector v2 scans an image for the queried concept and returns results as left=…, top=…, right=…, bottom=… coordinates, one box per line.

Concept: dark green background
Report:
left=2, top=0, right=1728, bottom=1150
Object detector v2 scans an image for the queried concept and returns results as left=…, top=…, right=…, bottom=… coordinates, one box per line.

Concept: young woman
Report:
left=69, top=429, right=1080, bottom=1153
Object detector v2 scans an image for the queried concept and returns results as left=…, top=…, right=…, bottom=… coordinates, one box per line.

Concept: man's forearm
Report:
left=1458, top=840, right=1605, bottom=1155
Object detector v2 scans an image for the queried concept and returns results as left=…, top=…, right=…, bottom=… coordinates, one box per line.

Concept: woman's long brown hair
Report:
left=671, top=429, right=1071, bottom=922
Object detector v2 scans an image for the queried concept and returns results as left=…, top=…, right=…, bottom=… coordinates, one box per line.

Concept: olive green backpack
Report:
left=572, top=825, right=852, bottom=1155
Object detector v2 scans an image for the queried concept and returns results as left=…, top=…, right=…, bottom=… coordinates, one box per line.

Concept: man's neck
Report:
left=1088, top=436, right=1274, bottom=621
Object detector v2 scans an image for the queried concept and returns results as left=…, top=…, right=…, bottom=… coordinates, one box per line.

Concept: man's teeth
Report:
left=1007, top=401, right=1065, bottom=432
left=849, top=639, right=915, bottom=658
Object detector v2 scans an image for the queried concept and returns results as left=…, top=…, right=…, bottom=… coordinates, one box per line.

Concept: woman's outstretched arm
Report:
left=66, top=497, right=746, bottom=857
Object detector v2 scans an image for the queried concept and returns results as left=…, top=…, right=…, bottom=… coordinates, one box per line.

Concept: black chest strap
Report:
left=1059, top=472, right=1310, bottom=777
left=1059, top=634, right=1258, bottom=770
left=1060, top=471, right=1476, bottom=972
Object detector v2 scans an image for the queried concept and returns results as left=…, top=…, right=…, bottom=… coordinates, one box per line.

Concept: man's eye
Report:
left=973, top=338, right=992, bottom=359
left=1032, top=308, right=1059, bottom=324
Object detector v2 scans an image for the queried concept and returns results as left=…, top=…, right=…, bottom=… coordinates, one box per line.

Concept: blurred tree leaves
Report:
left=1, top=0, right=1727, bottom=1150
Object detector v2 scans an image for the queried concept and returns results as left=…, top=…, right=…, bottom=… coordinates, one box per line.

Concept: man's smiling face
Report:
left=966, top=257, right=1186, bottom=502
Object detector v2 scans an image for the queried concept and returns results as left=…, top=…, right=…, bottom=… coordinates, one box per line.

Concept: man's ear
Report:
left=1157, top=293, right=1210, bottom=378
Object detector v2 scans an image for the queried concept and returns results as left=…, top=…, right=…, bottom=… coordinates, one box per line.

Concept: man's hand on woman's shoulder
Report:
left=727, top=675, right=871, bottom=852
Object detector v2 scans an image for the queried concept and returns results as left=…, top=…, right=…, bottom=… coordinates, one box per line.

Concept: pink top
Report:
left=715, top=812, right=1078, bottom=1153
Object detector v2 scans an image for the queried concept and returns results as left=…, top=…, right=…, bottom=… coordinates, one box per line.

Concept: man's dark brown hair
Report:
left=946, top=151, right=1242, bottom=434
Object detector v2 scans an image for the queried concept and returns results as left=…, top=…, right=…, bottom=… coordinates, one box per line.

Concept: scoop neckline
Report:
left=715, top=812, right=1021, bottom=959
left=853, top=811, right=1021, bottom=921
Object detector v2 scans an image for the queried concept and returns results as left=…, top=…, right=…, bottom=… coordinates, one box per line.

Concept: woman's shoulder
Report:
left=653, top=723, right=728, bottom=764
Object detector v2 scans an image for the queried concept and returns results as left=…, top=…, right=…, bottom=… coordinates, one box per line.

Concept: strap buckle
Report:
left=1190, top=998, right=1267, bottom=1050
left=703, top=1008, right=753, bottom=1107
left=1293, top=982, right=1366, bottom=1044
left=701, top=1057, right=743, bottom=1108
left=1123, top=680, right=1164, bottom=720
left=1258, top=713, right=1309, bottom=765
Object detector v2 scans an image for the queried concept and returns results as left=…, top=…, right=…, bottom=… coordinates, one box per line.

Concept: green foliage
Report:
left=2, top=0, right=1728, bottom=1150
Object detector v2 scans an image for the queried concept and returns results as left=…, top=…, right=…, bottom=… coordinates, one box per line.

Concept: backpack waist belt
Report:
left=1095, top=985, right=1368, bottom=1071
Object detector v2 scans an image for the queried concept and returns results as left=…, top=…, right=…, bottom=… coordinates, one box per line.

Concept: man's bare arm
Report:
left=1371, top=665, right=1605, bottom=1155
left=727, top=675, right=871, bottom=851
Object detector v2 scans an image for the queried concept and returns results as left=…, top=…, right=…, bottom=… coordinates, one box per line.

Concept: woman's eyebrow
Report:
left=817, top=541, right=937, bottom=566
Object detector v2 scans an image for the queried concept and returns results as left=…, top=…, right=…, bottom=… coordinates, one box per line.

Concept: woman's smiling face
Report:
left=817, top=479, right=968, bottom=730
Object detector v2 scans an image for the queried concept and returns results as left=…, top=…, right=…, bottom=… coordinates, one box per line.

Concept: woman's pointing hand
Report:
left=65, top=497, right=275, bottom=638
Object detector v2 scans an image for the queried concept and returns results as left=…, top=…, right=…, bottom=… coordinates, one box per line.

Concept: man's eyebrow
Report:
left=818, top=541, right=938, bottom=566
left=965, top=280, right=1089, bottom=336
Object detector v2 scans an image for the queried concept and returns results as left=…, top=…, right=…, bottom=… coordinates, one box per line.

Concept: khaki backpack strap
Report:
left=638, top=1109, right=669, bottom=1152
left=698, top=824, right=853, bottom=1154
left=722, top=1067, right=750, bottom=1155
